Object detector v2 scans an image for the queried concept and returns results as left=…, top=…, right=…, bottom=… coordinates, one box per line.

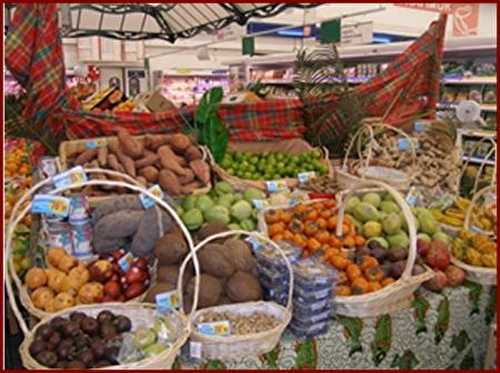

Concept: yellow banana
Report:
left=444, top=210, right=465, bottom=220
left=455, top=197, right=471, bottom=211
left=441, top=216, right=464, bottom=227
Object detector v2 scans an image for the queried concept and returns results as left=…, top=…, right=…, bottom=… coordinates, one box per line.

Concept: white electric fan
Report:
left=455, top=100, right=487, bottom=127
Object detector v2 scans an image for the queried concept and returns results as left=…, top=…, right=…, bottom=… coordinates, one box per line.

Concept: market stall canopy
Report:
left=5, top=3, right=317, bottom=42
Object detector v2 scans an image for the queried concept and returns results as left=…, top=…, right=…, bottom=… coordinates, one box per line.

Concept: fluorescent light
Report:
left=372, top=36, right=392, bottom=43
left=277, top=30, right=304, bottom=37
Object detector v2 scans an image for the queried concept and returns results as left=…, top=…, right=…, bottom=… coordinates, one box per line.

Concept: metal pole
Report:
left=146, top=6, right=386, bottom=60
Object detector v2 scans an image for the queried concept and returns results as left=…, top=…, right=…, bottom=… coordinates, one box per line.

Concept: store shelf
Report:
left=462, top=156, right=496, bottom=165
left=437, top=103, right=497, bottom=112
left=458, top=129, right=497, bottom=138
left=442, top=76, right=497, bottom=85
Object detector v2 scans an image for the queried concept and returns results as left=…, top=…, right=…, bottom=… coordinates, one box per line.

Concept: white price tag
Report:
left=252, top=199, right=269, bottom=210
left=414, top=121, right=428, bottom=133
left=197, top=321, right=231, bottom=336
left=53, top=166, right=88, bottom=189
left=156, top=290, right=178, bottom=313
left=85, top=138, right=108, bottom=149
left=139, top=185, right=164, bottom=209
left=398, top=138, right=411, bottom=151
left=32, top=195, right=71, bottom=218
left=190, top=341, right=202, bottom=359
left=266, top=180, right=288, bottom=193
left=297, top=171, right=316, bottom=184
left=245, top=236, right=266, bottom=252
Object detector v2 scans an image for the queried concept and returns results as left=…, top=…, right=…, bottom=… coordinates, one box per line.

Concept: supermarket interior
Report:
left=3, top=3, right=498, bottom=370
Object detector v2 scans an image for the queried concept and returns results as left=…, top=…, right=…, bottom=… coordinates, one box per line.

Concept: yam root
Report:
left=97, top=146, right=108, bottom=167
left=170, top=133, right=191, bottom=153
left=131, top=207, right=173, bottom=257
left=94, top=210, right=144, bottom=239
left=158, top=145, right=189, bottom=176
left=159, top=169, right=181, bottom=195
left=135, top=150, right=159, bottom=169
left=74, top=149, right=98, bottom=166
left=117, top=128, right=144, bottom=159
left=92, top=195, right=144, bottom=222
left=185, top=145, right=203, bottom=161
left=107, top=154, right=125, bottom=173
left=178, top=169, right=195, bottom=184
left=138, top=166, right=159, bottom=183
left=190, top=159, right=210, bottom=185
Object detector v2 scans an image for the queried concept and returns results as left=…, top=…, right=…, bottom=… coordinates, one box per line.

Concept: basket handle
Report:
left=178, top=230, right=294, bottom=320
left=464, top=185, right=497, bottom=234
left=5, top=170, right=200, bottom=336
left=335, top=180, right=417, bottom=280
left=459, top=138, right=497, bottom=196
left=342, top=125, right=372, bottom=170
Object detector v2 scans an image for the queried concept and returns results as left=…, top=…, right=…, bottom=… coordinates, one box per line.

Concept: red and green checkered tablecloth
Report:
left=5, top=5, right=446, bottom=142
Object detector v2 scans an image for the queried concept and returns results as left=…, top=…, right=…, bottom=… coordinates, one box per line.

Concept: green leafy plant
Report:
left=186, top=87, right=228, bottom=164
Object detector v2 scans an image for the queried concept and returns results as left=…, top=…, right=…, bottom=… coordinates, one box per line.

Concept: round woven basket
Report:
left=178, top=230, right=293, bottom=361
left=6, top=169, right=166, bottom=319
left=206, top=139, right=333, bottom=192
left=450, top=185, right=497, bottom=285
left=336, top=121, right=416, bottom=192
left=6, top=171, right=202, bottom=369
left=333, top=181, right=434, bottom=318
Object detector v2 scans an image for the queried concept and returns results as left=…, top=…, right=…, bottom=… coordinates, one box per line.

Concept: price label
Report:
left=414, top=121, right=428, bottom=133
left=53, top=166, right=88, bottom=189
left=156, top=290, right=178, bottom=313
left=118, top=253, right=133, bottom=272
left=85, top=138, right=108, bottom=149
left=32, top=195, right=71, bottom=218
left=190, top=341, right=202, bottom=359
left=245, top=236, right=267, bottom=252
left=297, top=171, right=316, bottom=184
left=140, top=185, right=164, bottom=209
left=252, top=199, right=269, bottom=210
left=197, top=321, right=231, bottom=336
left=266, top=180, right=288, bottom=193
left=398, top=138, right=412, bottom=151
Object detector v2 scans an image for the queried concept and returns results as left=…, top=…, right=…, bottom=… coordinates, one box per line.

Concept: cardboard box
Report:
left=134, top=90, right=176, bottom=113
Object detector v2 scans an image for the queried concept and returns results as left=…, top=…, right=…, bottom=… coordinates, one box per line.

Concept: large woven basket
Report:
left=178, top=230, right=293, bottom=360
left=336, top=121, right=416, bottom=192
left=206, top=139, right=333, bottom=191
left=6, top=169, right=184, bottom=320
left=450, top=185, right=497, bottom=285
left=6, top=172, right=202, bottom=369
left=58, top=134, right=211, bottom=200
left=333, top=181, right=434, bottom=317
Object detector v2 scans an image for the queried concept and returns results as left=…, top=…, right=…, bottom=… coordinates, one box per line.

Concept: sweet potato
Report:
left=74, top=149, right=98, bottom=166
left=185, top=145, right=203, bottom=161
left=178, top=169, right=195, bottom=184
left=158, top=145, right=189, bottom=176
left=138, top=166, right=159, bottom=183
left=97, top=146, right=108, bottom=167
left=190, top=159, right=210, bottom=184
left=170, top=133, right=191, bottom=153
left=117, top=128, right=144, bottom=159
left=159, top=169, right=181, bottom=195
left=107, top=140, right=121, bottom=155
left=116, top=147, right=136, bottom=177
left=145, top=134, right=172, bottom=150
left=94, top=210, right=144, bottom=239
left=181, top=181, right=202, bottom=194
left=135, top=150, right=159, bottom=169
left=107, top=154, right=125, bottom=173
left=136, top=176, right=147, bottom=187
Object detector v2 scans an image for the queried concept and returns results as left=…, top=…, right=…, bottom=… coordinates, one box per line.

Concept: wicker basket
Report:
left=5, top=169, right=191, bottom=320
left=58, top=134, right=211, bottom=200
left=333, top=182, right=434, bottom=317
left=6, top=172, right=202, bottom=369
left=178, top=230, right=293, bottom=360
left=450, top=185, right=497, bottom=285
left=206, top=139, right=333, bottom=191
left=336, top=121, right=416, bottom=192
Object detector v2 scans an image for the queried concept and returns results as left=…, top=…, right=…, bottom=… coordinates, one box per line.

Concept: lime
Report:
left=248, top=164, right=256, bottom=173
left=243, top=172, right=253, bottom=180
left=227, top=168, right=235, bottom=175
left=277, top=162, right=285, bottom=169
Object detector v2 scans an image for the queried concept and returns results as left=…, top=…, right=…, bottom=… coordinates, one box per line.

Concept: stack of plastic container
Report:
left=289, top=258, right=336, bottom=338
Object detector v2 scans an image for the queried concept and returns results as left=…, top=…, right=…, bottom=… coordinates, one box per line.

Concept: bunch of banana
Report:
left=453, top=230, right=497, bottom=268
left=432, top=196, right=471, bottom=227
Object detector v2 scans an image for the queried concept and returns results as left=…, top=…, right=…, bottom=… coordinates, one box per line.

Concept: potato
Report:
left=159, top=169, right=181, bottom=195
left=198, top=243, right=235, bottom=278
left=138, top=166, right=159, bottom=183
left=154, top=232, right=189, bottom=265
left=186, top=274, right=222, bottom=308
left=47, top=248, right=67, bottom=268
left=25, top=267, right=47, bottom=290
left=58, top=255, right=77, bottom=274
left=52, top=292, right=76, bottom=311
left=31, top=287, right=55, bottom=310
left=225, top=271, right=262, bottom=302
left=46, top=269, right=67, bottom=293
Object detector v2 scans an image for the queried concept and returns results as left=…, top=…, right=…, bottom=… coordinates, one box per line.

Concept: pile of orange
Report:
left=264, top=199, right=396, bottom=296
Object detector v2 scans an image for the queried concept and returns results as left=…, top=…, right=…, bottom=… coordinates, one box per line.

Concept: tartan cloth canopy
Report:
left=5, top=4, right=446, bottom=142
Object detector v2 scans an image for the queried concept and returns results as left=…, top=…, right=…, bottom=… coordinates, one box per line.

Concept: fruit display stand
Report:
left=5, top=175, right=202, bottom=369
left=336, top=120, right=416, bottom=191
left=181, top=230, right=293, bottom=360
left=206, top=138, right=333, bottom=192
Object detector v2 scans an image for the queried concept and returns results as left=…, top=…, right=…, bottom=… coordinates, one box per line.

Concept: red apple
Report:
left=445, top=265, right=465, bottom=287
left=133, top=257, right=148, bottom=271
left=111, top=249, right=126, bottom=262
left=417, top=239, right=431, bottom=257
left=126, top=267, right=148, bottom=284
left=124, top=282, right=146, bottom=300
left=104, top=280, right=122, bottom=299
left=424, top=270, right=448, bottom=292
left=88, top=260, right=113, bottom=283
left=120, top=275, right=129, bottom=291
left=425, top=240, right=450, bottom=270
left=102, top=294, right=114, bottom=303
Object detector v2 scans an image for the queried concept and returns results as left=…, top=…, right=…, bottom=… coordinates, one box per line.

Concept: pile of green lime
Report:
left=219, top=149, right=328, bottom=180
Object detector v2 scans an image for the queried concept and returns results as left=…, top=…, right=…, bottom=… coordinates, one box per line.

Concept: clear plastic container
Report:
left=258, top=264, right=290, bottom=284
left=263, top=288, right=288, bottom=306
left=254, top=240, right=301, bottom=271
left=288, top=320, right=330, bottom=339
left=294, top=284, right=332, bottom=302
left=292, top=307, right=332, bottom=326
left=293, top=295, right=333, bottom=315
left=293, top=257, right=337, bottom=290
